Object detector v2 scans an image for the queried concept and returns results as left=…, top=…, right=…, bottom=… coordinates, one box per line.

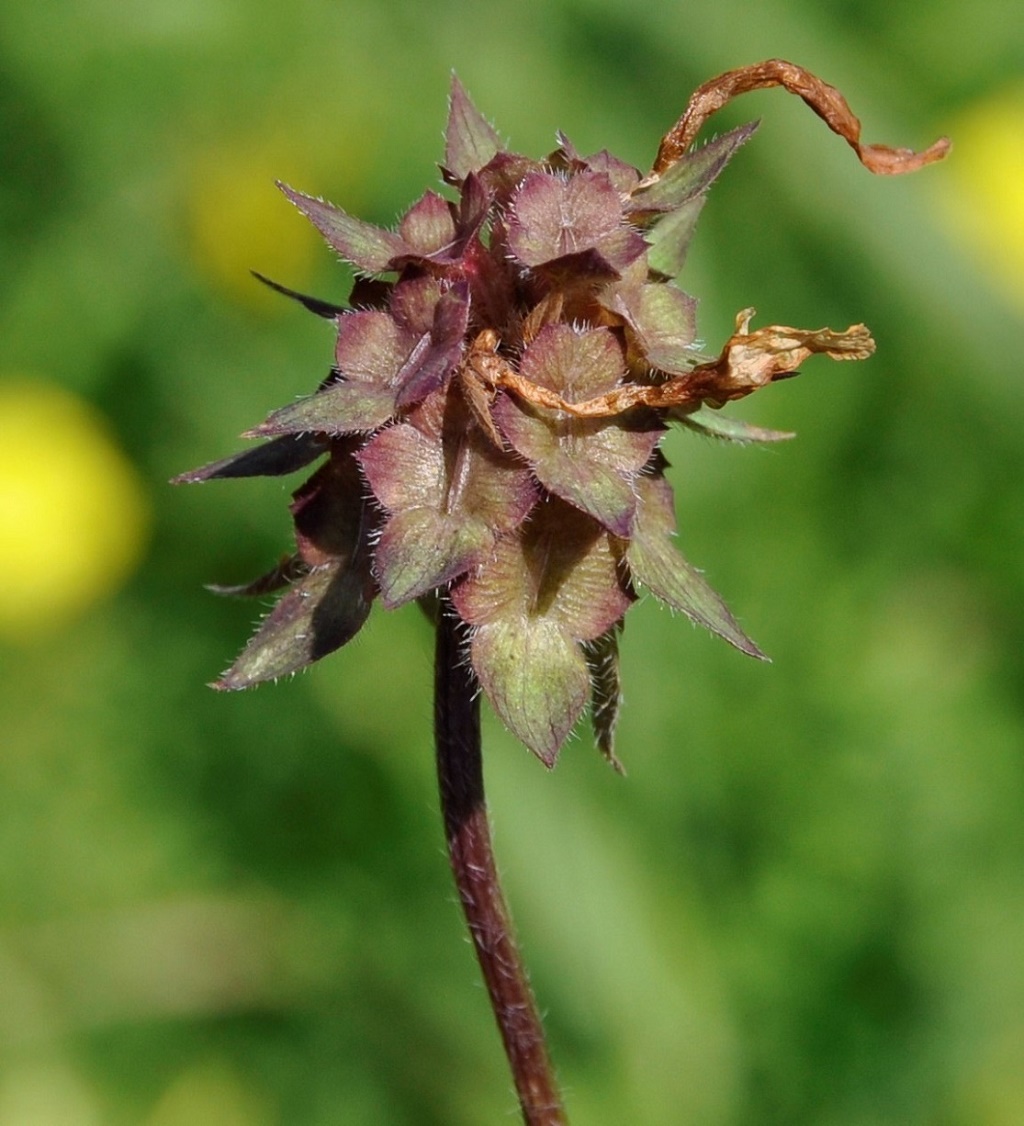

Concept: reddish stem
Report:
left=434, top=599, right=566, bottom=1125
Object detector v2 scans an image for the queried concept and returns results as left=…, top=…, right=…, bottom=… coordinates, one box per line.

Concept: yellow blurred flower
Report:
left=146, top=1063, right=272, bottom=1126
left=184, top=110, right=380, bottom=312
left=186, top=135, right=326, bottom=311
left=0, top=1061, right=101, bottom=1126
left=935, top=83, right=1024, bottom=310
left=0, top=379, right=149, bottom=639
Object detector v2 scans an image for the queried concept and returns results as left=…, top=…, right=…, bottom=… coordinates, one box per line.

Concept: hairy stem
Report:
left=434, top=599, right=566, bottom=1125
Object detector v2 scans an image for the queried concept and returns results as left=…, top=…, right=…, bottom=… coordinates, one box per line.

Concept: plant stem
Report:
left=433, top=599, right=567, bottom=1125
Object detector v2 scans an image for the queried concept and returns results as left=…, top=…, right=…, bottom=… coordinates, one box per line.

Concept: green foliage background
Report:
left=2, top=0, right=1022, bottom=1122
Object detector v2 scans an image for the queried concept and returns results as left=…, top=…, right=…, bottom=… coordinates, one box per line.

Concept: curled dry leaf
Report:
left=651, top=58, right=951, bottom=178
left=468, top=311, right=875, bottom=420
left=677, top=308, right=876, bottom=407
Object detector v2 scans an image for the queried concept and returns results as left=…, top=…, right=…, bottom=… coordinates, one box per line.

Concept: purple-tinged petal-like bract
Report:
left=507, top=170, right=647, bottom=272
left=278, top=182, right=405, bottom=273
left=444, top=75, right=503, bottom=181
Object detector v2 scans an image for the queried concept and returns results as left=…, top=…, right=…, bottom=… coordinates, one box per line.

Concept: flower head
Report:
left=176, top=64, right=947, bottom=765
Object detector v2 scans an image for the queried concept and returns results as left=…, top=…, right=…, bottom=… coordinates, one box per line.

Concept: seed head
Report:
left=176, top=64, right=948, bottom=766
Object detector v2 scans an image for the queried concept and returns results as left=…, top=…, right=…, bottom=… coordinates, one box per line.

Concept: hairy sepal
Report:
left=452, top=497, right=629, bottom=764
left=631, top=121, right=759, bottom=215
left=584, top=624, right=626, bottom=772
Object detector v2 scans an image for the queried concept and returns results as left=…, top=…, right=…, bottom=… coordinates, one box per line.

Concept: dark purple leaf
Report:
left=250, top=272, right=345, bottom=318
left=206, top=555, right=307, bottom=597
left=171, top=433, right=328, bottom=483
left=214, top=557, right=374, bottom=689
left=290, top=447, right=370, bottom=567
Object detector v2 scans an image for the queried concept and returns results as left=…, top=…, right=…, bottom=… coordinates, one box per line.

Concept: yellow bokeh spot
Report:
left=0, top=378, right=150, bottom=639
left=187, top=136, right=323, bottom=311
left=952, top=1026, right=1024, bottom=1126
left=0, top=1061, right=101, bottom=1126
left=935, top=83, right=1024, bottom=310
left=145, top=1063, right=272, bottom=1126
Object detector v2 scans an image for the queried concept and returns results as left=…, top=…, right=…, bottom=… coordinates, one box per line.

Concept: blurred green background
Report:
left=2, top=0, right=1022, bottom=1122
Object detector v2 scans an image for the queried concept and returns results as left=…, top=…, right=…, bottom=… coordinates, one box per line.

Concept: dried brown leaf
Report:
left=472, top=311, right=874, bottom=419
left=651, top=58, right=950, bottom=178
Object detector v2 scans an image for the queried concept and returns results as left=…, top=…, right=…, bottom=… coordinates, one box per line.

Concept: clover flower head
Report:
left=176, top=66, right=944, bottom=766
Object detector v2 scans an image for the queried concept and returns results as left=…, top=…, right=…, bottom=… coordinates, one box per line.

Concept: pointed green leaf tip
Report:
left=678, top=406, right=795, bottom=443
left=630, top=121, right=759, bottom=214
left=627, top=474, right=766, bottom=659
left=214, top=560, right=373, bottom=689
left=444, top=74, right=502, bottom=180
